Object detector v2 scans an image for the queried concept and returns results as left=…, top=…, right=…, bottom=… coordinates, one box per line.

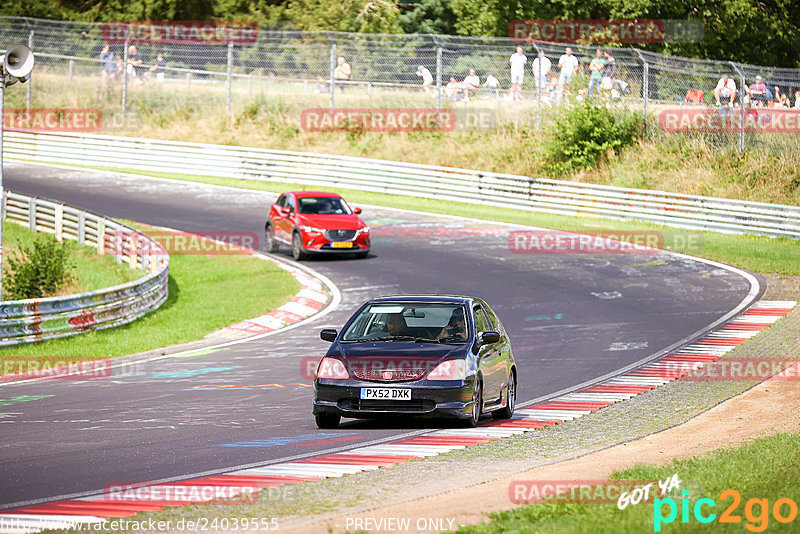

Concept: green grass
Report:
left=457, top=432, right=800, bottom=533
left=0, top=223, right=300, bottom=360
left=43, top=163, right=800, bottom=276
left=2, top=221, right=140, bottom=296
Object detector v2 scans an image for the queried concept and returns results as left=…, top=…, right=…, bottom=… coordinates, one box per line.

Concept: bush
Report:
left=4, top=235, right=76, bottom=300
left=543, top=103, right=644, bottom=176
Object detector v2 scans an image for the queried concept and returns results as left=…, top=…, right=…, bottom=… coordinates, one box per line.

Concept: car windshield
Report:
left=341, top=303, right=469, bottom=343
left=298, top=197, right=352, bottom=215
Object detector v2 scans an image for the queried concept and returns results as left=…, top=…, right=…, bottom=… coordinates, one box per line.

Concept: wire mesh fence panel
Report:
left=2, top=16, right=798, bottom=148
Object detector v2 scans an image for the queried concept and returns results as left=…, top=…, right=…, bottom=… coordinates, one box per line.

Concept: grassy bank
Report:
left=2, top=221, right=139, bottom=297
left=12, top=72, right=800, bottom=206
left=457, top=432, right=800, bottom=533
left=0, top=223, right=300, bottom=360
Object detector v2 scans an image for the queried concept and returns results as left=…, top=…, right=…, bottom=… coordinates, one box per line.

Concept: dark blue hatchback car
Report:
left=313, top=295, right=517, bottom=428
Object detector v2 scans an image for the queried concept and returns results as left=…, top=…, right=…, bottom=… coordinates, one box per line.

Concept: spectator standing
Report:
left=99, top=44, right=116, bottom=88
left=483, top=72, right=500, bottom=100
left=587, top=48, right=606, bottom=98
left=557, top=47, right=579, bottom=104
left=601, top=50, right=616, bottom=100
left=126, top=45, right=145, bottom=85
left=463, top=68, right=480, bottom=99
left=416, top=65, right=434, bottom=95
left=714, top=74, right=737, bottom=107
left=150, top=53, right=167, bottom=86
left=531, top=50, right=551, bottom=90
left=794, top=90, right=800, bottom=109
left=509, top=46, right=527, bottom=101
left=747, top=76, right=767, bottom=107
left=334, top=56, right=351, bottom=93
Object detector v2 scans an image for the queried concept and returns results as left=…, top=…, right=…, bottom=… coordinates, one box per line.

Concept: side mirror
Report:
left=353, top=207, right=362, bottom=215
left=480, top=331, right=501, bottom=345
left=281, top=206, right=291, bottom=215
left=320, top=329, right=338, bottom=342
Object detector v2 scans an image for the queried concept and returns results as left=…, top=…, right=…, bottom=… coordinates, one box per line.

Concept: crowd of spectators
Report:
left=704, top=73, right=800, bottom=109
left=413, top=46, right=626, bottom=105
left=97, top=44, right=167, bottom=87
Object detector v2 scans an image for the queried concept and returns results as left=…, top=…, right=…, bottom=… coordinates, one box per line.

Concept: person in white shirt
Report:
left=416, top=65, right=434, bottom=95
left=714, top=75, right=737, bottom=107
left=509, top=46, right=527, bottom=101
left=463, top=68, right=480, bottom=99
left=557, top=47, right=579, bottom=104
left=531, top=50, right=551, bottom=90
left=484, top=72, right=500, bottom=100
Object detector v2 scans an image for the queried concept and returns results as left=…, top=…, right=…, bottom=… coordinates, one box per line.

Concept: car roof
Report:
left=370, top=295, right=474, bottom=305
left=287, top=191, right=343, bottom=199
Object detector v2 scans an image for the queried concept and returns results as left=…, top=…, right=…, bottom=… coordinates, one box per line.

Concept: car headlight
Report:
left=427, top=360, right=466, bottom=381
left=356, top=226, right=370, bottom=234
left=299, top=225, right=326, bottom=234
left=316, top=357, right=349, bottom=379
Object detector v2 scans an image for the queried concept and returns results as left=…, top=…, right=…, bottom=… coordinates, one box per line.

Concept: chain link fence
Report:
left=1, top=17, right=799, bottom=150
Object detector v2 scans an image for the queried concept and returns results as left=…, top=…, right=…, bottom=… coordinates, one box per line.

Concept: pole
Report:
left=435, top=46, right=442, bottom=113
left=121, top=41, right=128, bottom=115
left=533, top=44, right=542, bottom=130
left=635, top=49, right=649, bottom=137
left=730, top=62, right=745, bottom=152
left=329, top=43, right=336, bottom=113
left=0, top=78, right=5, bottom=299
left=227, top=41, right=233, bottom=117
left=26, top=30, right=32, bottom=110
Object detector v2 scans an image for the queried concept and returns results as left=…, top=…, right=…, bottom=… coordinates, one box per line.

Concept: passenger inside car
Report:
left=437, top=309, right=467, bottom=341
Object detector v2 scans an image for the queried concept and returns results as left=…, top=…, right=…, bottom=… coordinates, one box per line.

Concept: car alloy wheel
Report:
left=492, top=373, right=516, bottom=419
left=292, top=232, right=306, bottom=261
left=465, top=377, right=482, bottom=427
left=265, top=224, right=279, bottom=253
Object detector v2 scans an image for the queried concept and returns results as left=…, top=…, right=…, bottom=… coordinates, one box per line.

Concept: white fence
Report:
left=5, top=130, right=800, bottom=239
left=0, top=190, right=169, bottom=346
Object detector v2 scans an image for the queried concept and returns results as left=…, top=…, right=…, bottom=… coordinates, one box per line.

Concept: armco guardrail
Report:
left=0, top=190, right=169, bottom=346
left=5, top=130, right=800, bottom=239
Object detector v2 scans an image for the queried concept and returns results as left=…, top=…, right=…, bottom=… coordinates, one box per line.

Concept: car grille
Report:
left=339, top=399, right=435, bottom=412
left=351, top=369, right=426, bottom=381
left=325, top=229, right=357, bottom=241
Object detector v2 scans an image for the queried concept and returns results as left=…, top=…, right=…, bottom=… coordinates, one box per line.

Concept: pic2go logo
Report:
left=654, top=489, right=799, bottom=532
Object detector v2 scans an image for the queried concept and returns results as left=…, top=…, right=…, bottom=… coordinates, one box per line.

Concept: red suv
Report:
left=265, top=192, right=370, bottom=260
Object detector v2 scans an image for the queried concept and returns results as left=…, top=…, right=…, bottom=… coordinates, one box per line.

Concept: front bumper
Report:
left=313, top=377, right=476, bottom=420
left=300, top=232, right=370, bottom=255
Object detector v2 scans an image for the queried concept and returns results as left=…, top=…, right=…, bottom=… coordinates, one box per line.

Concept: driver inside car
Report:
left=437, top=309, right=466, bottom=341
left=386, top=313, right=414, bottom=337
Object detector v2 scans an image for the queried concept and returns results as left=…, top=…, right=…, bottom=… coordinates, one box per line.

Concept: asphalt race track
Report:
left=0, top=161, right=759, bottom=509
